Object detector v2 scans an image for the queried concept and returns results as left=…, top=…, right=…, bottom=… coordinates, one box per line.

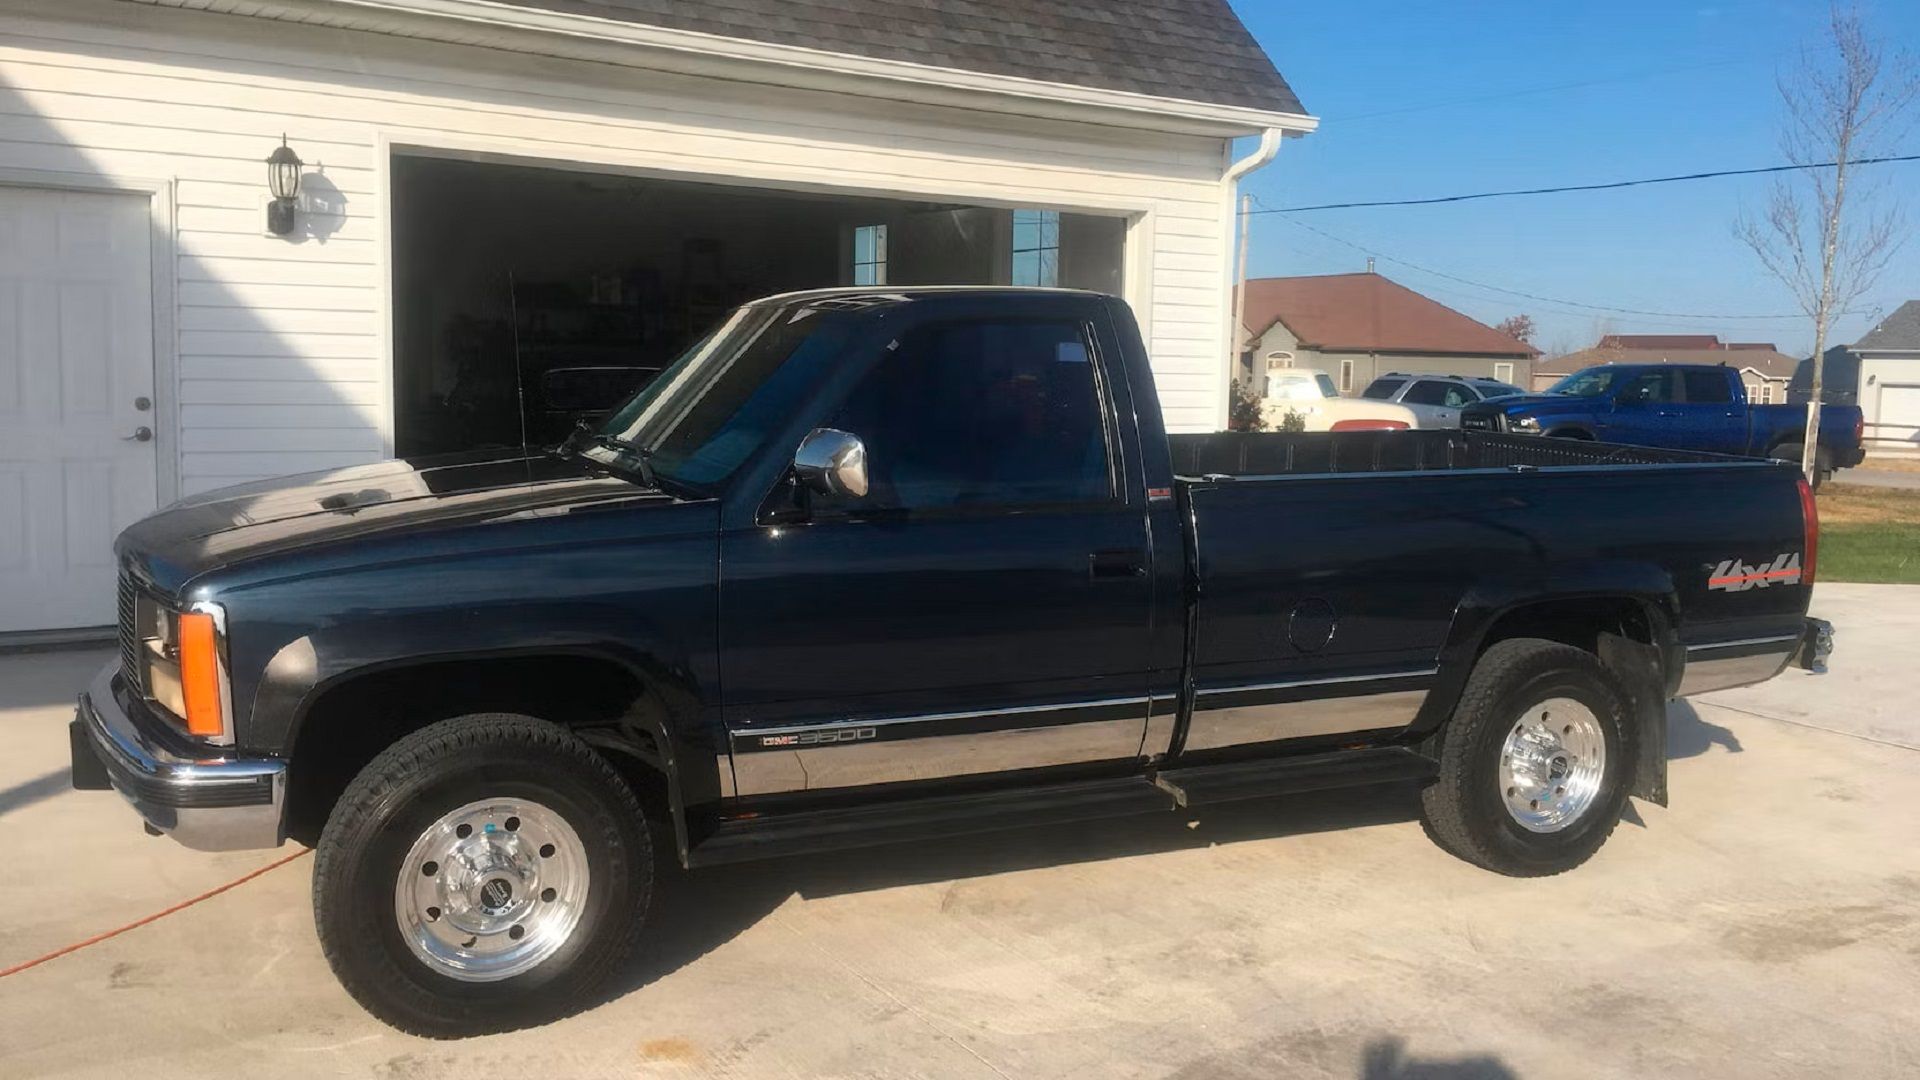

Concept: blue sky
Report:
left=1231, top=0, right=1919, bottom=356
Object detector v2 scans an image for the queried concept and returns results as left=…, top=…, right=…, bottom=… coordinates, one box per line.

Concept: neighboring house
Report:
left=1786, top=344, right=1861, bottom=406
left=1236, top=273, right=1538, bottom=396
left=1535, top=335, right=1798, bottom=402
left=0, top=0, right=1315, bottom=635
left=1851, top=301, right=1920, bottom=456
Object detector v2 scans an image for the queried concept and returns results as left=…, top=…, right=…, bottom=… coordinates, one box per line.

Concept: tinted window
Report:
left=824, top=320, right=1110, bottom=510
left=1403, top=380, right=1471, bottom=407
left=1683, top=370, right=1735, bottom=403
left=1619, top=369, right=1678, bottom=404
left=1362, top=378, right=1406, bottom=400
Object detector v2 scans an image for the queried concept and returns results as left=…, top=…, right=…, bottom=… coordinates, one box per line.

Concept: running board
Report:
left=687, top=747, right=1435, bottom=867
left=1155, top=746, right=1437, bottom=807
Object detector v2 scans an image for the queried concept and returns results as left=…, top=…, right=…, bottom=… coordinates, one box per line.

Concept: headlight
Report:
left=135, top=599, right=230, bottom=742
left=1510, top=415, right=1541, bottom=433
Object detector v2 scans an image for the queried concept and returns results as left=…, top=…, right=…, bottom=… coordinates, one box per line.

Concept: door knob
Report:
left=124, top=426, right=152, bottom=442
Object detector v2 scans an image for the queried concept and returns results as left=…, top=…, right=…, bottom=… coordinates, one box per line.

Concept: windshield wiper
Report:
left=562, top=424, right=657, bottom=487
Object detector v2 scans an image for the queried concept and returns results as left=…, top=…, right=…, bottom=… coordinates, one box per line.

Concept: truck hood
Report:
left=119, top=450, right=676, bottom=595
left=1465, top=393, right=1598, bottom=416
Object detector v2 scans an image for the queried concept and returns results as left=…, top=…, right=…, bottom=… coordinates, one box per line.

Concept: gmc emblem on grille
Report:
left=760, top=727, right=877, bottom=748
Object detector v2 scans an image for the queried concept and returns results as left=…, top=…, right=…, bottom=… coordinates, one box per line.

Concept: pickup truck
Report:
left=69, top=288, right=1830, bottom=1037
left=1459, top=362, right=1866, bottom=482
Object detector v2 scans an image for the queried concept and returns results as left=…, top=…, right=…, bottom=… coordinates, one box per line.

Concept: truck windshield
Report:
left=1549, top=369, right=1620, bottom=397
left=580, top=304, right=856, bottom=493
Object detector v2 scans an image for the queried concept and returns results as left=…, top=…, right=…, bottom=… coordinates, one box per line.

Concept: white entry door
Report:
left=0, top=187, right=157, bottom=633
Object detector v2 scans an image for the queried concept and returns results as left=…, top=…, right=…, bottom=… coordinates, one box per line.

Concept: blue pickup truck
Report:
left=1459, top=363, right=1865, bottom=483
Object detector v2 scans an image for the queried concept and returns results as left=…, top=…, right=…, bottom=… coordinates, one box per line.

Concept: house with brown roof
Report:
left=1536, top=335, right=1799, bottom=403
left=1236, top=273, right=1538, bottom=396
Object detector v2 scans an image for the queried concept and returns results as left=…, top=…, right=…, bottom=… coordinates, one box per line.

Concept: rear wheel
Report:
left=1420, top=639, right=1634, bottom=876
left=314, top=713, right=652, bottom=1037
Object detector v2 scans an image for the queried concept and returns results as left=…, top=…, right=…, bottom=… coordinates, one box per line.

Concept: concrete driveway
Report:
left=4, top=585, right=1917, bottom=1079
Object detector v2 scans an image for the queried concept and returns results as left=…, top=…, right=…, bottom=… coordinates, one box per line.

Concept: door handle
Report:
left=1088, top=549, right=1146, bottom=580
left=123, top=426, right=152, bottom=442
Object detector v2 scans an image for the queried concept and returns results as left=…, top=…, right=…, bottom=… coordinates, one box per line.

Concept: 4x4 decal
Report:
left=1708, top=553, right=1802, bottom=592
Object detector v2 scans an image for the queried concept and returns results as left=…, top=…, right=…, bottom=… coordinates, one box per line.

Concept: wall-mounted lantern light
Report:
left=265, top=135, right=303, bottom=236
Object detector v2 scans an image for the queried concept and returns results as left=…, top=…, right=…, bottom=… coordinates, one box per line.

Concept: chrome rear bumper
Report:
left=1678, top=617, right=1832, bottom=697
left=71, top=661, right=286, bottom=851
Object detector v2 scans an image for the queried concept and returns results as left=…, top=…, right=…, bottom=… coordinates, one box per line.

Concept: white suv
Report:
left=1359, top=373, right=1526, bottom=428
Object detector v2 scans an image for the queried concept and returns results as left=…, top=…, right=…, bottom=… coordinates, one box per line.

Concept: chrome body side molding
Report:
left=730, top=696, right=1152, bottom=796
left=1182, top=669, right=1436, bottom=752
left=1676, top=634, right=1800, bottom=697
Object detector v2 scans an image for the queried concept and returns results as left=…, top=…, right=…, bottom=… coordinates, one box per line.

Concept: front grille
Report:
left=1461, top=414, right=1495, bottom=432
left=117, top=572, right=139, bottom=685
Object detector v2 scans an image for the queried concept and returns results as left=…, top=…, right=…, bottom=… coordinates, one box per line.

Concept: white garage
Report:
left=1853, top=301, right=1920, bottom=457
left=0, top=0, right=1313, bottom=635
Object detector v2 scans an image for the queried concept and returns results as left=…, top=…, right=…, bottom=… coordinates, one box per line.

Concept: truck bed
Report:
left=1168, top=429, right=1731, bottom=479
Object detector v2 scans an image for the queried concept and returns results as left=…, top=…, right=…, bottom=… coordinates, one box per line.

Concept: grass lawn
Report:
left=1817, top=484, right=1920, bottom=584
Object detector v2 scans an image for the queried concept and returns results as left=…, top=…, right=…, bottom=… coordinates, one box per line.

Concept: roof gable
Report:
left=1854, top=300, right=1920, bottom=351
left=496, top=0, right=1305, bottom=114
left=1240, top=273, right=1539, bottom=358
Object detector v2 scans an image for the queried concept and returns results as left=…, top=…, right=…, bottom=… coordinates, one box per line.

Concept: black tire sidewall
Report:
left=316, top=726, right=648, bottom=1033
left=1455, top=657, right=1633, bottom=872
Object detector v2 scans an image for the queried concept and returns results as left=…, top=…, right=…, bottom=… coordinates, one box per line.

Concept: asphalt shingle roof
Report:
left=1854, top=300, right=1920, bottom=351
left=507, top=0, right=1305, bottom=113
left=1239, top=273, right=1539, bottom=357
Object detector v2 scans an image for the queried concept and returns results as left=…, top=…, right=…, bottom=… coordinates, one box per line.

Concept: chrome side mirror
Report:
left=793, top=427, right=869, bottom=498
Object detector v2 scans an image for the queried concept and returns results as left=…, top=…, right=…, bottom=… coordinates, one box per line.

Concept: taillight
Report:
left=1796, top=472, right=1819, bottom=587
left=1855, top=412, right=1864, bottom=447
left=177, top=610, right=226, bottom=739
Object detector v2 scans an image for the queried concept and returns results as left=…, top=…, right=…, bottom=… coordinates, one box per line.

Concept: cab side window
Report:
left=1619, top=370, right=1678, bottom=403
left=1682, top=370, right=1734, bottom=403
left=823, top=320, right=1112, bottom=510
left=1403, top=380, right=1465, bottom=407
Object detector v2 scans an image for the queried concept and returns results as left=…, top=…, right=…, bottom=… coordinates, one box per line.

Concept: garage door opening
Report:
left=391, top=154, right=1127, bottom=458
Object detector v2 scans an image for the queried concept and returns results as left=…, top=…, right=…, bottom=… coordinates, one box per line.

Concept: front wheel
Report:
left=313, top=714, right=652, bottom=1037
left=1419, top=639, right=1635, bottom=876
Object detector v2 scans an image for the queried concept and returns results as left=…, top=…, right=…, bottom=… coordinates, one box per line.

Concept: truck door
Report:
left=1600, top=368, right=1679, bottom=446
left=717, top=302, right=1154, bottom=799
left=1673, top=369, right=1748, bottom=453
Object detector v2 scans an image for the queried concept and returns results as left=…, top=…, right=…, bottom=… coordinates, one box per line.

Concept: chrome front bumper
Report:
left=71, top=662, right=286, bottom=851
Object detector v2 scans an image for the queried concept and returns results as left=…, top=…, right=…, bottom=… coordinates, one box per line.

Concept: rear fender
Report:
left=1418, top=563, right=1680, bottom=804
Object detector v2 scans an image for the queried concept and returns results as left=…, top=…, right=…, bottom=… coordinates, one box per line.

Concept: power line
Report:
left=1246, top=154, right=1920, bottom=214
left=1266, top=211, right=1860, bottom=322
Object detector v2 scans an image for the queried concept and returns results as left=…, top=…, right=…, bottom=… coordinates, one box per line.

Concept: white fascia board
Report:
left=145, top=0, right=1319, bottom=138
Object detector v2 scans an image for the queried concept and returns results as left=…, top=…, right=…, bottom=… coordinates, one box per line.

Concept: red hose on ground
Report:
left=0, top=847, right=311, bottom=979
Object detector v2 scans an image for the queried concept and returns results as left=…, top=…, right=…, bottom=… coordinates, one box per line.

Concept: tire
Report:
left=1419, top=638, right=1634, bottom=877
left=313, top=713, right=652, bottom=1037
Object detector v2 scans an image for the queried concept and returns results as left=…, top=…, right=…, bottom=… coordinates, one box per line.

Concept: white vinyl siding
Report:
left=0, top=1, right=1243, bottom=496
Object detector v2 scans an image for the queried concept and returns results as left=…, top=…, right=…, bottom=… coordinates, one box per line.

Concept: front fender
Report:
left=250, top=603, right=718, bottom=864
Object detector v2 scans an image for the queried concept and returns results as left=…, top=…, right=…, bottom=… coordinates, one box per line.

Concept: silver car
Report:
left=1359, top=373, right=1526, bottom=428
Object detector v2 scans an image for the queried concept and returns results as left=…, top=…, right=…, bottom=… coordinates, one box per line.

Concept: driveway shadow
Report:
left=609, top=780, right=1427, bottom=1002
left=1667, top=699, right=1743, bottom=759
left=0, top=768, right=70, bottom=818
left=1362, top=1036, right=1516, bottom=1079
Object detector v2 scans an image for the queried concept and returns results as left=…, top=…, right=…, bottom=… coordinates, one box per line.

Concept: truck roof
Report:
left=751, top=285, right=1114, bottom=307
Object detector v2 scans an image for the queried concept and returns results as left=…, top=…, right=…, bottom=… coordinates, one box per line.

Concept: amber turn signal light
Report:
left=177, top=610, right=225, bottom=739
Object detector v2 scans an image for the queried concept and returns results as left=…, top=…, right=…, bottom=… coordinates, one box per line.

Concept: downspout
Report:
left=1220, top=128, right=1283, bottom=430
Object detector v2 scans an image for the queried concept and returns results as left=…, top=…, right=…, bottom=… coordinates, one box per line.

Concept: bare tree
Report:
left=1736, top=6, right=1917, bottom=479
left=1493, top=314, right=1537, bottom=345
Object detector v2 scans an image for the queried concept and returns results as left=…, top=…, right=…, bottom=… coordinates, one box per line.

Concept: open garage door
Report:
left=391, top=155, right=1126, bottom=458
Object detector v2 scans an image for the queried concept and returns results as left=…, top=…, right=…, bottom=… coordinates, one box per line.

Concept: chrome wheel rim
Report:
left=394, top=797, right=590, bottom=982
left=1499, top=697, right=1606, bottom=833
